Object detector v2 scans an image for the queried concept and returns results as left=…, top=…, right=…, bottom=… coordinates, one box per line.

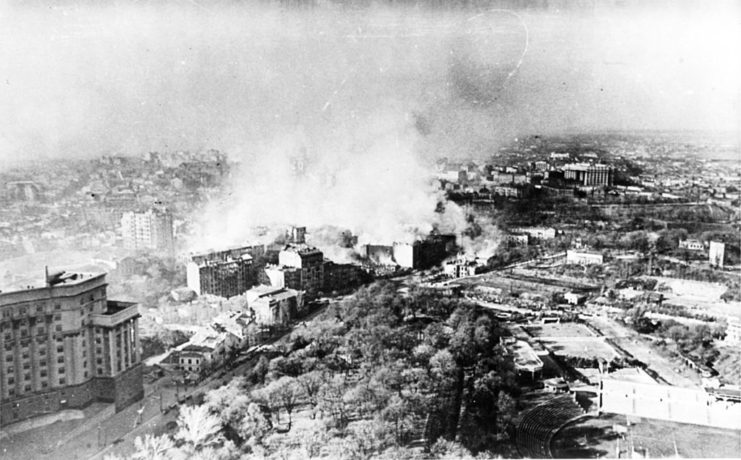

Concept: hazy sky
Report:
left=0, top=0, right=738, bottom=166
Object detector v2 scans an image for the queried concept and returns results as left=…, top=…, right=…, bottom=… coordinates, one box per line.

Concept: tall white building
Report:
left=120, top=208, right=174, bottom=255
left=709, top=241, right=725, bottom=268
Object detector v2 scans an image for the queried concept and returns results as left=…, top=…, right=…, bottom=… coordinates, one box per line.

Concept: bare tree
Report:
left=265, top=376, right=303, bottom=431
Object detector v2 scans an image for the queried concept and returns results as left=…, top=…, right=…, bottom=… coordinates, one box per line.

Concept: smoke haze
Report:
left=1, top=0, right=738, bottom=251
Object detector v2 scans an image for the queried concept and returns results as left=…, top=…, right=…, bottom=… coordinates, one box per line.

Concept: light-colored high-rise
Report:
left=120, top=207, right=174, bottom=255
left=0, top=271, right=143, bottom=427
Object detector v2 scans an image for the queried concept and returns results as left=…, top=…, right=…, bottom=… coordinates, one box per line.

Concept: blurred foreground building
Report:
left=0, top=271, right=142, bottom=427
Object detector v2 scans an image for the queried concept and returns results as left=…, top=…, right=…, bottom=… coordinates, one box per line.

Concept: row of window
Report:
left=3, top=377, right=68, bottom=397
left=0, top=288, right=105, bottom=319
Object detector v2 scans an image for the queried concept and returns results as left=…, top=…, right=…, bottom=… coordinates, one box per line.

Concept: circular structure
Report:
left=515, top=395, right=585, bottom=459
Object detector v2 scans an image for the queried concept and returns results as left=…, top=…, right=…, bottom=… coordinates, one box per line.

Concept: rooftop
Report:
left=1, top=271, right=105, bottom=297
left=102, top=300, right=137, bottom=315
left=190, top=243, right=263, bottom=259
left=281, top=243, right=322, bottom=255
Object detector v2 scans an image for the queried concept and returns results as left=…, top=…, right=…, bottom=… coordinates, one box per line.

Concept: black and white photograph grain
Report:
left=0, top=0, right=739, bottom=459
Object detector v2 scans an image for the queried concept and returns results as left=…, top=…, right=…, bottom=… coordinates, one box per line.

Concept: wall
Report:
left=600, top=379, right=741, bottom=430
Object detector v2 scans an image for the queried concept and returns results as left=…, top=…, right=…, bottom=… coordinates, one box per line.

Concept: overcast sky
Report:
left=0, top=0, right=738, bottom=165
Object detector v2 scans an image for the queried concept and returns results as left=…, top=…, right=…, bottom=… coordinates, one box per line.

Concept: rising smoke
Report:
left=1, top=1, right=737, bottom=258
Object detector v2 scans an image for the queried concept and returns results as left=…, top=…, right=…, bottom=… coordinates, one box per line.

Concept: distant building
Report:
left=564, top=292, right=587, bottom=305
left=176, top=326, right=238, bottom=375
left=262, top=265, right=302, bottom=292
left=510, top=227, right=556, bottom=241
left=178, top=345, right=212, bottom=374
left=1, top=271, right=142, bottom=427
left=725, top=318, right=741, bottom=346
left=363, top=245, right=395, bottom=266
left=247, top=286, right=303, bottom=326
left=120, top=207, right=174, bottom=255
left=278, top=244, right=324, bottom=298
left=323, top=261, right=365, bottom=293
left=5, top=181, right=41, bottom=202
left=550, top=152, right=570, bottom=160
left=563, top=163, right=613, bottom=186
left=363, top=235, right=454, bottom=270
left=709, top=241, right=725, bottom=268
left=186, top=245, right=264, bottom=298
left=679, top=239, right=705, bottom=252
left=494, top=185, right=525, bottom=198
left=394, top=235, right=455, bottom=269
left=443, top=258, right=479, bottom=278
left=286, top=226, right=306, bottom=245
left=504, top=233, right=529, bottom=246
left=566, top=250, right=604, bottom=265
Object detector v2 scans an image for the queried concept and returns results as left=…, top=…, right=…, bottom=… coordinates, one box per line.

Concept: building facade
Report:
left=566, top=250, right=604, bottom=265
left=186, top=245, right=264, bottom=298
left=679, top=239, right=705, bottom=251
left=323, top=261, right=365, bottom=293
left=248, top=286, right=302, bottom=326
left=443, top=259, right=479, bottom=278
left=709, top=241, right=725, bottom=268
left=0, top=272, right=142, bottom=427
left=563, top=163, right=613, bottom=187
left=510, top=227, right=557, bottom=241
left=120, top=207, right=174, bottom=255
left=725, top=318, right=740, bottom=346
left=278, top=244, right=324, bottom=298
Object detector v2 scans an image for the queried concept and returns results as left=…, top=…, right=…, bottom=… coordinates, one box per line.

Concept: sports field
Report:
left=525, top=322, right=619, bottom=361
left=552, top=413, right=741, bottom=458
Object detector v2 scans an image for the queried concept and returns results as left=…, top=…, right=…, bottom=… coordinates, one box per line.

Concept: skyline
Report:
left=0, top=0, right=738, bottom=166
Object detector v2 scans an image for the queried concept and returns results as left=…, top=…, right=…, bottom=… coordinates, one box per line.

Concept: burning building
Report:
left=186, top=245, right=265, bottom=298
left=362, top=233, right=456, bottom=270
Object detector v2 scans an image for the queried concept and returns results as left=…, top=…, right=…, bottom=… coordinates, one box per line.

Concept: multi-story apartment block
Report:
left=323, top=260, right=365, bottom=294
left=120, top=207, right=174, bottom=255
left=186, top=245, right=264, bottom=298
left=278, top=244, right=324, bottom=298
left=0, top=271, right=142, bottom=427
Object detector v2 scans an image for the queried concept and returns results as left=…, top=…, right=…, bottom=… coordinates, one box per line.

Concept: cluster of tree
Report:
left=121, top=282, right=519, bottom=459
left=486, top=244, right=539, bottom=268
left=108, top=254, right=186, bottom=306
left=712, top=347, right=741, bottom=384
left=626, top=307, right=724, bottom=365
left=140, top=325, right=192, bottom=361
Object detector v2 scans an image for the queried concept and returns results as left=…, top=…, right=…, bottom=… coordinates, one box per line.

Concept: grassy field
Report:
left=526, top=322, right=596, bottom=338
left=526, top=322, right=619, bottom=361
left=541, top=337, right=619, bottom=361
left=552, top=413, right=741, bottom=458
